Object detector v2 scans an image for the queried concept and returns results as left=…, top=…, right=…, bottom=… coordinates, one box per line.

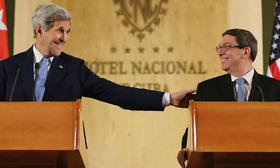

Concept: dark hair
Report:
left=222, top=29, right=257, bottom=62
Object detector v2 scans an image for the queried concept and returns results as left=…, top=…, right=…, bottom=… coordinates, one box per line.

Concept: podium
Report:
left=0, top=100, right=86, bottom=168
left=186, top=100, right=280, bottom=168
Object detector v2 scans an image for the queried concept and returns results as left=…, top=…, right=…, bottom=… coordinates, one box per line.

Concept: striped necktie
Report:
left=35, top=57, right=49, bottom=101
left=235, top=78, right=245, bottom=102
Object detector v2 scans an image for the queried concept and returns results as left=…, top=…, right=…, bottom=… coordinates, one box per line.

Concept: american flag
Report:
left=267, top=0, right=280, bottom=80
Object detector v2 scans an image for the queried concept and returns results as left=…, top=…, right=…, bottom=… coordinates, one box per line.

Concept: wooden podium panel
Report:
left=0, top=100, right=85, bottom=168
left=187, top=152, right=280, bottom=168
left=186, top=101, right=280, bottom=168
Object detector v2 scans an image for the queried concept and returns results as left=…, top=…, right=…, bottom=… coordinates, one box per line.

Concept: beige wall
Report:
left=227, top=0, right=263, bottom=73
left=14, top=0, right=50, bottom=53
left=14, top=0, right=262, bottom=168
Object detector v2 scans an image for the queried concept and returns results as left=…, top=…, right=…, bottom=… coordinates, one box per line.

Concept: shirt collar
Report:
left=231, top=68, right=254, bottom=85
left=33, top=44, right=54, bottom=63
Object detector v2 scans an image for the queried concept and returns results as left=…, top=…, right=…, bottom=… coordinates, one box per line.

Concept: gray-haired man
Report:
left=0, top=3, right=195, bottom=110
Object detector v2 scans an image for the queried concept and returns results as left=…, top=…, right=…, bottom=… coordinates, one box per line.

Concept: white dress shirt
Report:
left=231, top=68, right=254, bottom=101
left=33, top=45, right=53, bottom=72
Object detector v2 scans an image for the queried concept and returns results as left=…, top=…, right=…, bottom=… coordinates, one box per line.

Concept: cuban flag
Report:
left=0, top=0, right=9, bottom=60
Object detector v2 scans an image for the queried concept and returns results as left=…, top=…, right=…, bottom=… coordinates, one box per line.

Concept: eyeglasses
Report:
left=216, top=44, right=243, bottom=53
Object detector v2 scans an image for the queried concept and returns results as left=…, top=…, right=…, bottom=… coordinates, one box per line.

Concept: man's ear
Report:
left=35, top=25, right=44, bottom=38
left=243, top=47, right=251, bottom=59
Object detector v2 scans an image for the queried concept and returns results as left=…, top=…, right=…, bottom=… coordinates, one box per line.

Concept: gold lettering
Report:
left=134, top=83, right=143, bottom=88
left=85, top=61, right=128, bottom=75
left=122, top=82, right=169, bottom=92
left=176, top=61, right=187, bottom=74
left=161, top=61, right=165, bottom=74
left=166, top=61, right=175, bottom=74
left=143, top=62, right=151, bottom=74
left=151, top=61, right=160, bottom=74
left=188, top=62, right=197, bottom=74
left=99, top=62, right=107, bottom=74
left=198, top=61, right=206, bottom=74
left=163, top=84, right=169, bottom=92
left=132, top=61, right=142, bottom=74
left=119, top=62, right=128, bottom=74
left=87, top=62, right=99, bottom=74
left=109, top=62, right=118, bottom=74
left=86, top=61, right=207, bottom=75
left=153, top=83, right=161, bottom=91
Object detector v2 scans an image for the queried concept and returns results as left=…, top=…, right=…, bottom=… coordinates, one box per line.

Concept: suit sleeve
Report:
left=0, top=61, right=7, bottom=101
left=194, top=83, right=203, bottom=101
left=80, top=61, right=165, bottom=111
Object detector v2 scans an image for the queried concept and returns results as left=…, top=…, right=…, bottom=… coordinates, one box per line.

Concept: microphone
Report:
left=181, top=127, right=188, bottom=160
left=9, top=62, right=24, bottom=101
left=257, top=85, right=265, bottom=102
left=32, top=63, right=40, bottom=101
left=82, top=121, right=88, bottom=149
left=232, top=82, right=237, bottom=100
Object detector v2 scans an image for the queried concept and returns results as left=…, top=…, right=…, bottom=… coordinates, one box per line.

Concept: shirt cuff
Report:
left=162, top=92, right=170, bottom=107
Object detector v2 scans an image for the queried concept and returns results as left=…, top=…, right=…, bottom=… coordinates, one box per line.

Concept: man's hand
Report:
left=170, top=90, right=196, bottom=108
left=177, top=148, right=189, bottom=168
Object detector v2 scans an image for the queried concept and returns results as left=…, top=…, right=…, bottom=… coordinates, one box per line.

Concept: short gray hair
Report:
left=32, top=3, right=71, bottom=37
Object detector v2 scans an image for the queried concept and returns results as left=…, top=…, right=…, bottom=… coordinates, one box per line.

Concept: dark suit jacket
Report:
left=181, top=71, right=280, bottom=148
left=195, top=71, right=280, bottom=101
left=0, top=47, right=164, bottom=111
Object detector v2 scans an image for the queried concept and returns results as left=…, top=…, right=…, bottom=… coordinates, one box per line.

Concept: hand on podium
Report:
left=177, top=148, right=190, bottom=168
left=170, top=90, right=196, bottom=108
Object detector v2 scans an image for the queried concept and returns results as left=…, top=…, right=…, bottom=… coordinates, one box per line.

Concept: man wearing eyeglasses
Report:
left=177, top=28, right=280, bottom=168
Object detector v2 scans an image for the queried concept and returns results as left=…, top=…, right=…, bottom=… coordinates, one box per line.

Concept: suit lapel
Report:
left=43, top=55, right=67, bottom=100
left=248, top=71, right=262, bottom=101
left=221, top=74, right=235, bottom=101
left=20, top=47, right=35, bottom=100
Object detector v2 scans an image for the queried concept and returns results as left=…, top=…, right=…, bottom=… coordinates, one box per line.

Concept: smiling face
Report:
left=217, top=34, right=252, bottom=76
left=35, top=20, right=71, bottom=57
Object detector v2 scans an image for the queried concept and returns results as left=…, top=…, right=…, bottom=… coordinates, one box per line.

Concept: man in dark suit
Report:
left=195, top=70, right=280, bottom=101
left=177, top=29, right=280, bottom=168
left=0, top=3, right=195, bottom=111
